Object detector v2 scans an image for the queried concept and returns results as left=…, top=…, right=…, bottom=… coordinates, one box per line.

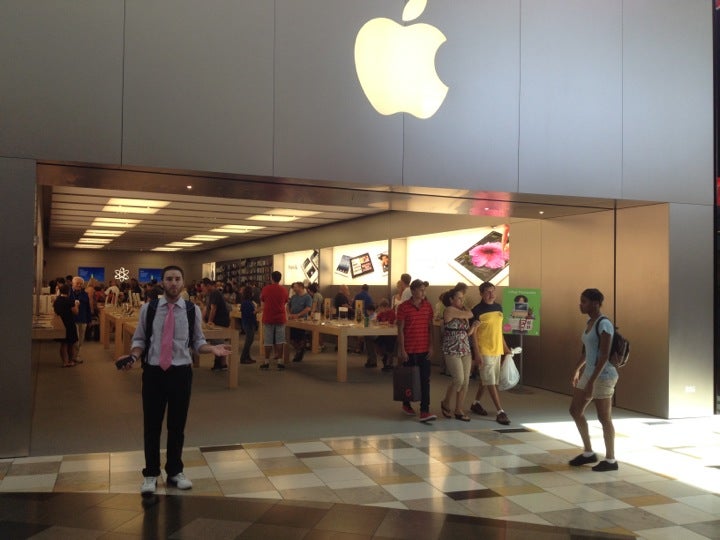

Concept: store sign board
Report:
left=501, top=288, right=541, bottom=337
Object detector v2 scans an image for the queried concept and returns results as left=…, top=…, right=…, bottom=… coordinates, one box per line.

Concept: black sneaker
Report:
left=568, top=453, right=598, bottom=466
left=470, top=402, right=488, bottom=416
left=592, top=460, right=618, bottom=472
left=211, top=365, right=228, bottom=371
left=259, top=363, right=270, bottom=370
left=277, top=363, right=285, bottom=370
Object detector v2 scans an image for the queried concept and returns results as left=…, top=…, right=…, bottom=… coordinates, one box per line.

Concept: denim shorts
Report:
left=263, top=323, right=286, bottom=346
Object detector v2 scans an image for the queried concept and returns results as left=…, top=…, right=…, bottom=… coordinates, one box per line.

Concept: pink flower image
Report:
left=469, top=242, right=509, bottom=269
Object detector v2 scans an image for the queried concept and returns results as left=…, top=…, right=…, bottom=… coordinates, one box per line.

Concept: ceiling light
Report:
left=185, top=235, right=228, bottom=241
left=78, top=238, right=112, bottom=244
left=166, top=242, right=201, bottom=247
left=151, top=247, right=181, bottom=252
left=102, top=198, right=169, bottom=214
left=84, top=229, right=124, bottom=237
left=247, top=208, right=319, bottom=222
left=538, top=211, right=545, bottom=215
left=74, top=243, right=104, bottom=249
left=186, top=185, right=192, bottom=190
left=211, top=225, right=266, bottom=233
left=247, top=214, right=297, bottom=222
left=91, top=217, right=141, bottom=228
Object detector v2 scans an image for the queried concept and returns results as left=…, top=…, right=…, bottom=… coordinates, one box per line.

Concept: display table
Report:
left=122, top=320, right=241, bottom=389
left=31, top=315, right=65, bottom=340
left=284, top=319, right=398, bottom=382
left=99, top=307, right=138, bottom=350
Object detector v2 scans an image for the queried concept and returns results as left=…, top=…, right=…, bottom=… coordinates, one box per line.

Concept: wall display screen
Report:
left=405, top=225, right=510, bottom=287
left=138, top=268, right=163, bottom=283
left=332, top=241, right=388, bottom=285
left=77, top=266, right=105, bottom=282
left=284, top=249, right=319, bottom=284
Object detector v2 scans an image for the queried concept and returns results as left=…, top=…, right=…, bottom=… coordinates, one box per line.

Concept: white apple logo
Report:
left=354, top=0, right=448, bottom=119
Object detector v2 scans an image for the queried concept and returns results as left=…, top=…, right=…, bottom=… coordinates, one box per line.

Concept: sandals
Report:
left=454, top=413, right=471, bottom=422
left=62, top=361, right=76, bottom=368
left=440, top=401, right=452, bottom=418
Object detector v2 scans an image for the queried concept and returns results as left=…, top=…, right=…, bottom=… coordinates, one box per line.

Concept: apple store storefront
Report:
left=0, top=0, right=717, bottom=527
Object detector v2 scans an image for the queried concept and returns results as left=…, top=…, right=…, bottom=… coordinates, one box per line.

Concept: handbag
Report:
left=393, top=364, right=421, bottom=402
left=498, top=354, right=520, bottom=391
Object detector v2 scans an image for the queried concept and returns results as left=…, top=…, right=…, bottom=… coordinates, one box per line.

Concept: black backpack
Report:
left=142, top=299, right=196, bottom=362
left=595, top=316, right=630, bottom=368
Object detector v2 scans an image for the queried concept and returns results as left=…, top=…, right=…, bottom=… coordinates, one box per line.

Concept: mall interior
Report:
left=1, top=1, right=718, bottom=539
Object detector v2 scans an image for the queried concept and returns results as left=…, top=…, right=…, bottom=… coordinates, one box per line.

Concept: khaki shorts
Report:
left=479, top=355, right=502, bottom=386
left=577, top=373, right=618, bottom=400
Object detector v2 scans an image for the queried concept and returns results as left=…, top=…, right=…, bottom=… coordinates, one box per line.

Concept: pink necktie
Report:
left=159, top=303, right=175, bottom=370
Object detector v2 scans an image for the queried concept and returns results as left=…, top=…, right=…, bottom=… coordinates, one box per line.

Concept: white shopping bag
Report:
left=498, top=354, right=520, bottom=391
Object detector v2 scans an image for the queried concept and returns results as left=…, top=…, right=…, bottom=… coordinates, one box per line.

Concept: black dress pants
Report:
left=141, top=364, right=192, bottom=478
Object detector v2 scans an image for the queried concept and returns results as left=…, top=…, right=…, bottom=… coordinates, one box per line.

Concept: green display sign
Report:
left=501, top=288, right=541, bottom=336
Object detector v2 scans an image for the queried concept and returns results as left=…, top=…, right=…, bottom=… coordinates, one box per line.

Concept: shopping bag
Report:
left=393, top=364, right=421, bottom=402
left=498, top=354, right=520, bottom=391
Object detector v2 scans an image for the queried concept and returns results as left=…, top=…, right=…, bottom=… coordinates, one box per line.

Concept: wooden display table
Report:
left=121, top=321, right=241, bottom=389
left=284, top=319, right=398, bottom=382
left=31, top=315, right=65, bottom=340
left=99, top=307, right=138, bottom=350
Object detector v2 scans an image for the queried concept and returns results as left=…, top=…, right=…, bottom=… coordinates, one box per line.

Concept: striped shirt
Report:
left=397, top=299, right=433, bottom=353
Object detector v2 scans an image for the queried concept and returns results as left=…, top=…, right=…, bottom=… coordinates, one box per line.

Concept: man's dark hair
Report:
left=58, top=283, right=70, bottom=295
left=400, top=273, right=411, bottom=285
left=361, top=284, right=369, bottom=291
left=479, top=282, right=495, bottom=294
left=162, top=265, right=184, bottom=279
left=201, top=277, right=213, bottom=286
left=271, top=271, right=282, bottom=283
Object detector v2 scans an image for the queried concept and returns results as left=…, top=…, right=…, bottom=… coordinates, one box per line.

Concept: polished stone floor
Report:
left=1, top=420, right=719, bottom=539
left=4, top=340, right=718, bottom=539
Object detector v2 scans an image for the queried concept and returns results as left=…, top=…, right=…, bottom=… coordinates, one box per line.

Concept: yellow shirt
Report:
left=472, top=303, right=504, bottom=356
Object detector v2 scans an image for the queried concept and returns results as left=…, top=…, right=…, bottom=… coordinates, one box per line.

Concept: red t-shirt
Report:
left=260, top=283, right=288, bottom=324
left=376, top=309, right=396, bottom=324
left=396, top=299, right=433, bottom=353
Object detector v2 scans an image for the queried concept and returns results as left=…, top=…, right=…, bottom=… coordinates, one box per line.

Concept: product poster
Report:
left=405, top=225, right=510, bottom=287
left=501, top=288, right=541, bottom=336
left=332, top=241, right=389, bottom=285
left=284, top=249, right=320, bottom=284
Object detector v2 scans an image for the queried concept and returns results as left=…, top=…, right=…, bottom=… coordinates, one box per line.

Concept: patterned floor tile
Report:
left=633, top=524, right=712, bottom=540
left=639, top=502, right=718, bottom=525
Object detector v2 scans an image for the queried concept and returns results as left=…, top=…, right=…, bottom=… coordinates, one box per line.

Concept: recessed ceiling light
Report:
left=102, top=198, right=169, bottom=214
left=74, top=243, right=104, bottom=249
left=78, top=238, right=112, bottom=244
left=247, top=214, right=297, bottom=222
left=185, top=235, right=228, bottom=241
left=91, top=217, right=141, bottom=228
left=167, top=242, right=202, bottom=247
left=186, top=185, right=192, bottom=190
left=84, top=229, right=124, bottom=237
left=151, top=247, right=181, bottom=252
left=538, top=211, right=545, bottom=215
left=211, top=225, right=266, bottom=233
left=247, top=208, right=318, bottom=222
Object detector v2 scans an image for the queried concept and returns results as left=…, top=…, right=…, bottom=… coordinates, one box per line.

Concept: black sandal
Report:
left=454, top=413, right=470, bottom=422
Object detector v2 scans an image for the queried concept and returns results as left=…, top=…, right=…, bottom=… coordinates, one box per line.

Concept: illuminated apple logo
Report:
left=354, top=0, right=448, bottom=119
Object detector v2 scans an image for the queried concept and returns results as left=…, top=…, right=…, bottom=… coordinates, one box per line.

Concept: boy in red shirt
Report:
left=396, top=279, right=436, bottom=422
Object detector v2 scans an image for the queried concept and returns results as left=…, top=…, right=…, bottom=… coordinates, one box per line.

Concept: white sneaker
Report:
left=140, top=476, right=156, bottom=495
left=167, top=472, right=192, bottom=490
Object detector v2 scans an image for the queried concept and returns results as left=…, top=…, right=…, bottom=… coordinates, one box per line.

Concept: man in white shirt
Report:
left=119, top=265, right=230, bottom=496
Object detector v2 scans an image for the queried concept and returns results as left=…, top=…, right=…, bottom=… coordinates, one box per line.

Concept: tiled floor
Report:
left=1, top=418, right=719, bottom=539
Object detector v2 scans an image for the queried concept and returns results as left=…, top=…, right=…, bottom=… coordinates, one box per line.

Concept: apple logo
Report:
left=354, top=0, right=448, bottom=119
